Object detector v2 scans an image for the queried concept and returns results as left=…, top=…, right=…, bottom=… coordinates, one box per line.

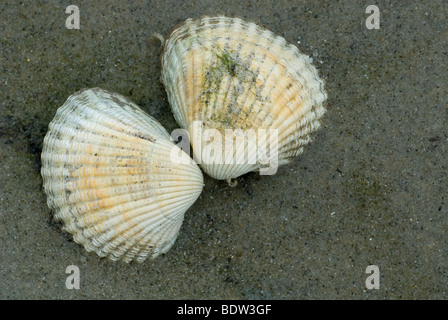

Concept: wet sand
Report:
left=1, top=0, right=447, bottom=299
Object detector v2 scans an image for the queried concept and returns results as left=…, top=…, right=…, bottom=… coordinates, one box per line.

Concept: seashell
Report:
left=41, top=88, right=204, bottom=262
left=161, top=16, right=327, bottom=181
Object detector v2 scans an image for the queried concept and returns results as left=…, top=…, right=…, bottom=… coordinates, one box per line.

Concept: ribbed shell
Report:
left=41, top=88, right=204, bottom=262
left=161, top=16, right=327, bottom=180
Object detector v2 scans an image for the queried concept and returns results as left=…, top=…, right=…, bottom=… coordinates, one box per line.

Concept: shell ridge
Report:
left=41, top=88, right=204, bottom=262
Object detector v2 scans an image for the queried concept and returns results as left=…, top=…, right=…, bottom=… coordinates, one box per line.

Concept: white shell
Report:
left=41, top=88, right=204, bottom=262
left=161, top=16, right=327, bottom=180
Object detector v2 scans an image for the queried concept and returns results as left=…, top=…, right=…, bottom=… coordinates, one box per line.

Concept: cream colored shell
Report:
left=41, top=88, right=204, bottom=262
left=161, top=16, right=327, bottom=180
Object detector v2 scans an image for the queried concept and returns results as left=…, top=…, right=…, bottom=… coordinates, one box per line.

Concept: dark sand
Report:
left=1, top=0, right=447, bottom=299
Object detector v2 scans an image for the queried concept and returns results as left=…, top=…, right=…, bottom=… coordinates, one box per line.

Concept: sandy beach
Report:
left=0, top=0, right=447, bottom=299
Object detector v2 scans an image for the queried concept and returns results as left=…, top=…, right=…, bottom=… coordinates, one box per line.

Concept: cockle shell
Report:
left=41, top=88, right=204, bottom=262
left=161, top=16, right=327, bottom=181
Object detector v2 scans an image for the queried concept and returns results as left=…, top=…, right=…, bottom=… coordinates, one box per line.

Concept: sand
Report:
left=1, top=0, right=447, bottom=299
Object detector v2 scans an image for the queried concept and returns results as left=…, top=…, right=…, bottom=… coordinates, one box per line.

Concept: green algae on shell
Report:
left=161, top=16, right=327, bottom=181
